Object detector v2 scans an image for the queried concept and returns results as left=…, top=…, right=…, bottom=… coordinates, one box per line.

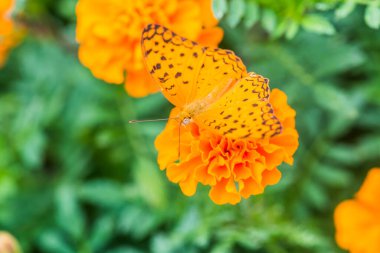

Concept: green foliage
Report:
left=214, top=0, right=380, bottom=38
left=1, top=0, right=380, bottom=253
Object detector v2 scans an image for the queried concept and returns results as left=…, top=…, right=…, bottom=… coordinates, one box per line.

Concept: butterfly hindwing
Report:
left=194, top=73, right=282, bottom=139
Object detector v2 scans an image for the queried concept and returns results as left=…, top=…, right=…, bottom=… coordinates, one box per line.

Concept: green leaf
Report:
left=118, top=205, right=159, bottom=239
left=261, top=9, right=277, bottom=33
left=303, top=180, right=328, bottom=210
left=151, top=234, right=176, bottom=253
left=212, top=0, right=227, bottom=20
left=235, top=228, right=269, bottom=250
left=78, top=180, right=126, bottom=207
left=326, top=144, right=357, bottom=165
left=364, top=4, right=380, bottom=29
left=326, top=136, right=380, bottom=166
left=0, top=176, right=17, bottom=204
left=225, top=0, right=245, bottom=28
left=302, top=15, right=336, bottom=35
left=315, top=3, right=335, bottom=11
left=243, top=0, right=259, bottom=28
left=56, top=0, right=77, bottom=20
left=272, top=20, right=287, bottom=39
left=313, top=84, right=358, bottom=119
left=174, top=207, right=200, bottom=234
left=313, top=164, right=352, bottom=188
left=133, top=158, right=167, bottom=209
left=18, top=130, right=46, bottom=170
left=106, top=247, right=144, bottom=253
left=335, top=0, right=356, bottom=19
left=38, top=230, right=75, bottom=253
left=210, top=241, right=233, bottom=253
left=90, top=215, right=115, bottom=252
left=55, top=184, right=85, bottom=241
left=285, top=21, right=299, bottom=40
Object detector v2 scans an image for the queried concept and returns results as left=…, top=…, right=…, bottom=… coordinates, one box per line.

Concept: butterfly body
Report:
left=178, top=77, right=235, bottom=123
left=142, top=24, right=282, bottom=140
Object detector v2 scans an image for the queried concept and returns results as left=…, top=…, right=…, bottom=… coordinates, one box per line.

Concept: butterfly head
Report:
left=177, top=110, right=193, bottom=126
left=182, top=117, right=192, bottom=126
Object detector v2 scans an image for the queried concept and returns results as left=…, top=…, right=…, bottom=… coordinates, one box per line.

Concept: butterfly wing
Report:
left=194, top=73, right=282, bottom=139
left=141, top=24, right=247, bottom=107
left=188, top=47, right=247, bottom=102
left=141, top=24, right=206, bottom=107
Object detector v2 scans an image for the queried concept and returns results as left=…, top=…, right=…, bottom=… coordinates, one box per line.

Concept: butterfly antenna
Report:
left=128, top=118, right=176, bottom=124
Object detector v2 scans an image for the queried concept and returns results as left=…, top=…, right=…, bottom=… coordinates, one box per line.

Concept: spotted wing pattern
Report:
left=141, top=24, right=205, bottom=107
left=190, top=47, right=247, bottom=102
left=194, top=73, right=282, bottom=139
left=141, top=24, right=248, bottom=106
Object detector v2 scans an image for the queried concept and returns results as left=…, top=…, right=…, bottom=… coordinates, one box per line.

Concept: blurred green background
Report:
left=1, top=0, right=380, bottom=252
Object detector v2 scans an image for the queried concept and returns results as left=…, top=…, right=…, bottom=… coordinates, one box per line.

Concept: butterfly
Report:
left=141, top=24, right=282, bottom=140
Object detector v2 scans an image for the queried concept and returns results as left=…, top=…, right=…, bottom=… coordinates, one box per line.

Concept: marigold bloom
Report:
left=334, top=168, right=380, bottom=253
left=0, top=0, right=19, bottom=67
left=0, top=231, right=21, bottom=253
left=76, top=0, right=223, bottom=97
left=155, top=89, right=299, bottom=205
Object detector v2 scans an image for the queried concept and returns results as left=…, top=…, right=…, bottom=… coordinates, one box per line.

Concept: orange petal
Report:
left=262, top=168, right=282, bottom=186
left=126, top=69, right=160, bottom=97
left=195, top=164, right=216, bottom=185
left=240, top=177, right=264, bottom=199
left=199, top=0, right=218, bottom=28
left=208, top=156, right=231, bottom=180
left=209, top=178, right=241, bottom=205
left=166, top=157, right=203, bottom=183
left=232, top=162, right=252, bottom=180
left=155, top=122, right=179, bottom=170
left=356, top=168, right=380, bottom=209
left=334, top=200, right=379, bottom=252
left=197, top=27, right=224, bottom=47
left=179, top=176, right=198, bottom=196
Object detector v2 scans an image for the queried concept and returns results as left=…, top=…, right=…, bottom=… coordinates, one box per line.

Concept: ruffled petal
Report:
left=209, top=178, right=241, bottom=205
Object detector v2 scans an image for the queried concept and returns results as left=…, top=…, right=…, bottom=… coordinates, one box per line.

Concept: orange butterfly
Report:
left=141, top=24, right=282, bottom=139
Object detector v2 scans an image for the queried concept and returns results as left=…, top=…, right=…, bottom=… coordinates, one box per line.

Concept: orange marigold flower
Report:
left=334, top=168, right=380, bottom=253
left=76, top=0, right=223, bottom=97
left=0, top=0, right=19, bottom=67
left=0, top=231, right=22, bottom=253
left=155, top=89, right=299, bottom=205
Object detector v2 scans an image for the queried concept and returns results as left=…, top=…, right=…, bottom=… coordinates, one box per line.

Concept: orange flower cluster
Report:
left=76, top=0, right=223, bottom=97
left=0, top=0, right=18, bottom=67
left=155, top=89, right=299, bottom=205
left=334, top=168, right=380, bottom=253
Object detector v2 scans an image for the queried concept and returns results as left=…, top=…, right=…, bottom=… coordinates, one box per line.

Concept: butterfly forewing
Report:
left=141, top=24, right=205, bottom=107
left=142, top=24, right=248, bottom=107
left=189, top=48, right=247, bottom=102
